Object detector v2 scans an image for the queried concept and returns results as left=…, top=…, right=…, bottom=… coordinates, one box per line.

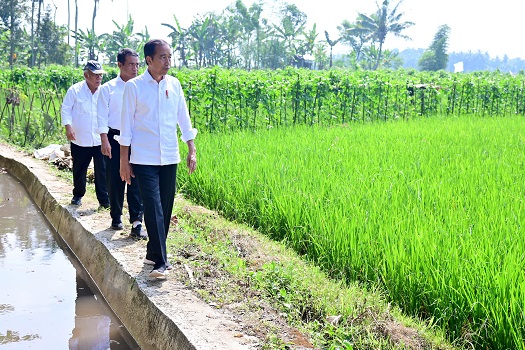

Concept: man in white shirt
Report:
left=120, top=39, right=197, bottom=279
left=97, top=48, right=145, bottom=238
left=61, top=60, right=109, bottom=208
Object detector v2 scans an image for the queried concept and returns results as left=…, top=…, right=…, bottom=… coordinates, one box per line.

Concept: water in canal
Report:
left=0, top=170, right=139, bottom=349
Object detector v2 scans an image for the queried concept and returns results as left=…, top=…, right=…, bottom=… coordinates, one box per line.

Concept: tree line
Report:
left=1, top=0, right=419, bottom=70
left=2, top=0, right=523, bottom=73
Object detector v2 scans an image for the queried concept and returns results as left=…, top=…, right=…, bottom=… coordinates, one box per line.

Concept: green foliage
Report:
left=1, top=66, right=524, bottom=150
left=179, top=117, right=525, bottom=349
left=37, top=8, right=71, bottom=66
left=101, top=16, right=145, bottom=65
left=2, top=64, right=524, bottom=348
left=0, top=65, right=118, bottom=149
left=418, top=25, right=451, bottom=71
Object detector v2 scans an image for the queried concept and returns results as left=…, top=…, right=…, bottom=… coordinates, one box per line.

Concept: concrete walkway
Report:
left=0, top=143, right=259, bottom=350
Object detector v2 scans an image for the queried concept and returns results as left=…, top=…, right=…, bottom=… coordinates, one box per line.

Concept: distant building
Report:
left=292, top=54, right=315, bottom=69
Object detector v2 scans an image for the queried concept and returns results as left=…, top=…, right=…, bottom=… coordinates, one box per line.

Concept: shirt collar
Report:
left=144, top=69, right=167, bottom=84
left=144, top=69, right=155, bottom=82
left=82, top=80, right=97, bottom=95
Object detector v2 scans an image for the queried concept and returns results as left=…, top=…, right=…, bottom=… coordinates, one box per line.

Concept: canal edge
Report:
left=0, top=145, right=257, bottom=350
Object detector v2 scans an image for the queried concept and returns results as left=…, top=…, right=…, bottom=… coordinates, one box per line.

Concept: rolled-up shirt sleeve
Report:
left=180, top=127, right=198, bottom=143
left=61, top=87, right=75, bottom=126
left=97, top=84, right=110, bottom=134
left=119, top=82, right=135, bottom=146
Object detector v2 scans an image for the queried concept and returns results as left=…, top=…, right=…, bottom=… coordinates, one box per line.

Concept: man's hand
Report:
left=186, top=140, right=196, bottom=174
left=100, top=134, right=111, bottom=158
left=186, top=152, right=196, bottom=174
left=65, top=125, right=75, bottom=141
left=120, top=145, right=133, bottom=184
left=120, top=159, right=134, bottom=185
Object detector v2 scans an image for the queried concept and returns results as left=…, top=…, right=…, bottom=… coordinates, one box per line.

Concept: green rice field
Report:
left=178, top=115, right=525, bottom=349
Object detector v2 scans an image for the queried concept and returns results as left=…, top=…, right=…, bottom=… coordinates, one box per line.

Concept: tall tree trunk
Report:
left=74, top=0, right=78, bottom=67
left=92, top=1, right=97, bottom=34
left=91, top=0, right=99, bottom=60
left=37, top=0, right=42, bottom=34
left=31, top=0, right=35, bottom=67
left=36, top=0, right=43, bottom=67
left=373, top=41, right=384, bottom=70
left=9, top=0, right=15, bottom=68
left=67, top=0, right=70, bottom=45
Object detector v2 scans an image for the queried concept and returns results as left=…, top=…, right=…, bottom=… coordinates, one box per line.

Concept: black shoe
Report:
left=71, top=196, right=82, bottom=206
left=144, top=258, right=172, bottom=270
left=111, top=222, right=124, bottom=230
left=99, top=203, right=110, bottom=210
left=129, top=224, right=147, bottom=240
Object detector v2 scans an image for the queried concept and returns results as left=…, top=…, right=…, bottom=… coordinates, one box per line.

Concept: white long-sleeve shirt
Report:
left=61, top=80, right=101, bottom=147
left=120, top=69, right=197, bottom=165
left=97, top=75, right=125, bottom=133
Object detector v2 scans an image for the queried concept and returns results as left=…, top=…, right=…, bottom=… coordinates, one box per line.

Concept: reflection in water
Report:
left=69, top=274, right=118, bottom=350
left=0, top=171, right=138, bottom=349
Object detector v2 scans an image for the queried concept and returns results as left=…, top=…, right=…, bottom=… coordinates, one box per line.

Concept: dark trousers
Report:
left=105, top=129, right=143, bottom=225
left=133, top=164, right=177, bottom=270
left=71, top=142, right=108, bottom=205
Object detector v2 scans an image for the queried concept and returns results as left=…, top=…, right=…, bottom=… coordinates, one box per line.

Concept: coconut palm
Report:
left=338, top=19, right=371, bottom=62
left=350, top=0, right=413, bottom=70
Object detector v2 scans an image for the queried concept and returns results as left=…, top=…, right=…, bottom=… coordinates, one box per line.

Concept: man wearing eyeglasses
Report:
left=61, top=60, right=109, bottom=209
left=97, top=48, right=145, bottom=239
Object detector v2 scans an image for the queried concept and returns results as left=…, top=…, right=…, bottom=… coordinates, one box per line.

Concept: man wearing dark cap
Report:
left=61, top=60, right=109, bottom=208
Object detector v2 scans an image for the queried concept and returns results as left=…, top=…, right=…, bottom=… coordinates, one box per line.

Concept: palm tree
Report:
left=324, top=30, right=339, bottom=68
left=162, top=15, right=189, bottom=68
left=187, top=14, right=221, bottom=68
left=73, top=28, right=103, bottom=61
left=302, top=23, right=318, bottom=55
left=135, top=27, right=150, bottom=63
left=274, top=3, right=307, bottom=56
left=103, top=16, right=141, bottom=64
left=338, top=19, right=371, bottom=62
left=359, top=44, right=401, bottom=70
left=225, top=0, right=264, bottom=69
left=350, top=0, right=413, bottom=70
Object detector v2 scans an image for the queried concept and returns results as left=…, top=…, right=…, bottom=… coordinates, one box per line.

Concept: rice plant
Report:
left=179, top=115, right=525, bottom=349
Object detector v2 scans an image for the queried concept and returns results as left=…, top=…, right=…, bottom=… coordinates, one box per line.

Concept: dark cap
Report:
left=83, top=60, right=106, bottom=74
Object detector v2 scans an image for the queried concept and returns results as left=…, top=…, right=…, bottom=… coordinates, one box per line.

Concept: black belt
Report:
left=108, top=127, right=120, bottom=135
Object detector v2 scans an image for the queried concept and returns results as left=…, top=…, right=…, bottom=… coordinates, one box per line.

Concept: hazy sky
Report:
left=52, top=0, right=523, bottom=59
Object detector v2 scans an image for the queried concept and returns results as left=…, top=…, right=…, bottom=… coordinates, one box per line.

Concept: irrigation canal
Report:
left=0, top=170, right=139, bottom=349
